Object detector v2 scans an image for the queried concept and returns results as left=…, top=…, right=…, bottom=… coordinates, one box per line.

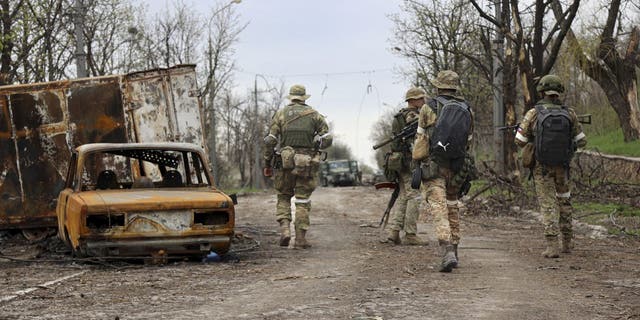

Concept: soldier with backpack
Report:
left=412, top=70, right=474, bottom=272
left=515, top=74, right=587, bottom=258
left=380, top=87, right=426, bottom=246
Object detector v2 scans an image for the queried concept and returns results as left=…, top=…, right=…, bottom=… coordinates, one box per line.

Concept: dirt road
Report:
left=1, top=186, right=639, bottom=319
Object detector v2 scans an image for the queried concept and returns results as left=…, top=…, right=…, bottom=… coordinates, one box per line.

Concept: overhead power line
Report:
left=238, top=68, right=394, bottom=78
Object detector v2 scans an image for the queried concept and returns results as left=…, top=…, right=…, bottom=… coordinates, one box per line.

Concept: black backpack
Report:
left=429, top=96, right=471, bottom=172
left=534, top=105, right=574, bottom=166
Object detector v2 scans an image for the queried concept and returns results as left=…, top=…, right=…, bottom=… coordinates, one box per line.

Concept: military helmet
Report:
left=536, top=74, right=564, bottom=95
left=430, top=70, right=460, bottom=91
left=405, top=87, right=426, bottom=101
left=287, top=84, right=310, bottom=101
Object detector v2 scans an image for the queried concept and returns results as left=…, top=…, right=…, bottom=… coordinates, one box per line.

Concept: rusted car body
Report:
left=57, top=143, right=234, bottom=257
left=0, top=65, right=205, bottom=231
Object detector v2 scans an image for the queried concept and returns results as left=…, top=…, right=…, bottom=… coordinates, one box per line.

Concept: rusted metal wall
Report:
left=0, top=65, right=205, bottom=229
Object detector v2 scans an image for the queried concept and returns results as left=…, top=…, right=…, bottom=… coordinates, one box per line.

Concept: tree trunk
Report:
left=0, top=0, right=15, bottom=85
left=601, top=76, right=640, bottom=141
left=552, top=1, right=640, bottom=142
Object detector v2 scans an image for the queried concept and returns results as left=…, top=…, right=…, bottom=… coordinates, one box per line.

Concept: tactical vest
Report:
left=281, top=104, right=317, bottom=148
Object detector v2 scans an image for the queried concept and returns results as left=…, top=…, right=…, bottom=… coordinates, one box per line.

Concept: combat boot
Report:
left=438, top=240, right=458, bottom=273
left=561, top=233, right=572, bottom=254
left=542, top=235, right=560, bottom=258
left=278, top=220, right=291, bottom=247
left=452, top=244, right=459, bottom=268
left=403, top=233, right=426, bottom=246
left=380, top=230, right=401, bottom=245
left=294, top=229, right=311, bottom=249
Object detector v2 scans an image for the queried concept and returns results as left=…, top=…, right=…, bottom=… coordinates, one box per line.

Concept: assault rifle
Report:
left=374, top=181, right=400, bottom=228
left=372, top=119, right=418, bottom=150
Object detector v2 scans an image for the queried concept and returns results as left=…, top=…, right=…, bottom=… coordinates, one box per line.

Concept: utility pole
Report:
left=253, top=75, right=263, bottom=190
left=208, top=88, right=219, bottom=186
left=74, top=0, right=87, bottom=78
left=492, top=0, right=505, bottom=173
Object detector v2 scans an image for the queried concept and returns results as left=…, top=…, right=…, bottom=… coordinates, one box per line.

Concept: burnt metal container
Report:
left=0, top=65, right=206, bottom=230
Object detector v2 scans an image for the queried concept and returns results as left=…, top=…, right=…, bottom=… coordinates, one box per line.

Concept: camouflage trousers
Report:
left=421, top=166, right=461, bottom=244
left=390, top=170, right=421, bottom=234
left=274, top=168, right=318, bottom=231
left=532, top=165, right=573, bottom=237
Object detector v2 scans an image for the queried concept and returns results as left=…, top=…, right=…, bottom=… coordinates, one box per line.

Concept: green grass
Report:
left=585, top=128, right=640, bottom=157
left=574, top=201, right=640, bottom=236
left=574, top=202, right=640, bottom=218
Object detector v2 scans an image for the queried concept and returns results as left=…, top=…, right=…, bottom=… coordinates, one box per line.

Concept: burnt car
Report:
left=56, top=142, right=235, bottom=258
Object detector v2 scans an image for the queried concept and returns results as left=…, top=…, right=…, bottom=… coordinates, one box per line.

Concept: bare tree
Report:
left=370, top=109, right=396, bottom=169
left=200, top=3, right=246, bottom=182
left=0, top=0, right=73, bottom=84
left=81, top=0, right=140, bottom=76
left=470, top=0, right=580, bottom=108
left=0, top=0, right=24, bottom=84
left=552, top=0, right=640, bottom=141
left=145, top=1, right=203, bottom=69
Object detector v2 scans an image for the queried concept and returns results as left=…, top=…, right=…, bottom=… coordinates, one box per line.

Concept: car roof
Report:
left=76, top=142, right=205, bottom=154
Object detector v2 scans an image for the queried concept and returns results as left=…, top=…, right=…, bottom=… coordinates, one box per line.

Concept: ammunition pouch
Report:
left=412, top=133, right=429, bottom=161
left=291, top=152, right=320, bottom=178
left=420, top=160, right=440, bottom=181
left=383, top=152, right=399, bottom=181
left=280, top=146, right=296, bottom=170
left=387, top=151, right=404, bottom=172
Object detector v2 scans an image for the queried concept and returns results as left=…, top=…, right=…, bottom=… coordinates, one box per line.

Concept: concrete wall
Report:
left=572, top=150, right=640, bottom=184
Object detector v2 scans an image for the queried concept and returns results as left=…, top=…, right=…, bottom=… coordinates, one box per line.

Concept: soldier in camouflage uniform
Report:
left=263, top=84, right=332, bottom=249
left=381, top=87, right=426, bottom=245
left=414, top=70, right=474, bottom=272
left=515, top=74, right=587, bottom=258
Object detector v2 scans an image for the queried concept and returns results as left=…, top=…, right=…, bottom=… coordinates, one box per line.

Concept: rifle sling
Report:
left=283, top=109, right=317, bottom=130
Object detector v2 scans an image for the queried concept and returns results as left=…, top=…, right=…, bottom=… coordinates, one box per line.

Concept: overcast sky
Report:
left=164, top=0, right=410, bottom=168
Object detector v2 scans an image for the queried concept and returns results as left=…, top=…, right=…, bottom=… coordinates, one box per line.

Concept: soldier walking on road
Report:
left=263, top=84, right=332, bottom=249
left=381, top=87, right=426, bottom=245
left=515, top=74, right=587, bottom=258
left=412, top=70, right=474, bottom=272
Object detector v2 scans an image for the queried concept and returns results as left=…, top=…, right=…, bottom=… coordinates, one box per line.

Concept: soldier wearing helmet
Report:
left=515, top=74, right=587, bottom=258
left=380, top=87, right=426, bottom=246
left=413, top=70, right=475, bottom=272
left=263, top=84, right=332, bottom=249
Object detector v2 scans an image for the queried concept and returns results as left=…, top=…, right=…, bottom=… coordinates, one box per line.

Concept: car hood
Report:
left=76, top=189, right=232, bottom=213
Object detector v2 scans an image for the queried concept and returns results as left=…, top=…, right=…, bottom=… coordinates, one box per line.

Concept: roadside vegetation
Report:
left=585, top=128, right=640, bottom=157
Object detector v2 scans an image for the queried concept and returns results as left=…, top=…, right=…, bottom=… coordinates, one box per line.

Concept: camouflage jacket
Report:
left=263, top=101, right=331, bottom=167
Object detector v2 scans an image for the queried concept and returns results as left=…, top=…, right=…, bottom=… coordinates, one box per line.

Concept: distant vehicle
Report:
left=320, top=160, right=362, bottom=187
left=365, top=169, right=386, bottom=185
left=57, top=142, right=235, bottom=258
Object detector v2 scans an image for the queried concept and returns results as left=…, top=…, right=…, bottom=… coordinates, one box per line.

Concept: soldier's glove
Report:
left=313, top=135, right=323, bottom=149
left=263, top=167, right=273, bottom=177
